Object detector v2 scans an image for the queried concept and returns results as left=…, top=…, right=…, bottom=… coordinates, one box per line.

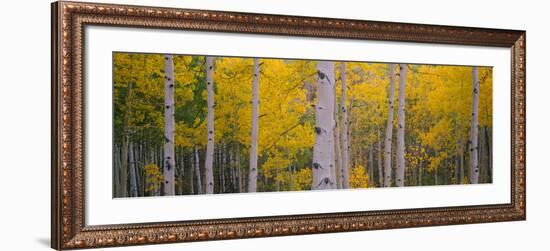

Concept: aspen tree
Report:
left=312, top=61, right=336, bottom=190
left=163, top=55, right=176, bottom=195
left=205, top=56, right=215, bottom=194
left=248, top=58, right=260, bottom=192
left=396, top=64, right=407, bottom=187
left=384, top=64, right=396, bottom=187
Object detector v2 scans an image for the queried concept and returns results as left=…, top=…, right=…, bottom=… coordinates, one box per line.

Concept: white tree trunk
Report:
left=204, top=56, right=215, bottom=194
left=334, top=86, right=343, bottom=189
left=368, top=145, right=374, bottom=185
left=470, top=66, right=480, bottom=184
left=120, top=81, right=133, bottom=197
left=220, top=143, right=225, bottom=193
left=236, top=144, right=242, bottom=193
left=347, top=97, right=354, bottom=170
left=128, top=142, right=138, bottom=197
left=312, top=61, right=336, bottom=190
left=231, top=146, right=237, bottom=192
left=194, top=146, right=202, bottom=194
left=396, top=64, right=407, bottom=187
left=113, top=145, right=121, bottom=197
left=383, top=64, right=396, bottom=187
left=248, top=58, right=260, bottom=192
left=377, top=125, right=384, bottom=187
left=340, top=62, right=350, bottom=189
left=163, top=55, right=176, bottom=196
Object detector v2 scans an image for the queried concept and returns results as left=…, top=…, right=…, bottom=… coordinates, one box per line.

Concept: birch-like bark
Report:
left=222, top=144, right=227, bottom=191
left=113, top=145, right=121, bottom=197
left=383, top=64, right=396, bottom=187
left=248, top=58, right=260, bottom=192
left=120, top=81, right=133, bottom=197
left=236, top=144, right=242, bottom=193
left=368, top=145, right=374, bottom=185
left=135, top=143, right=141, bottom=196
left=333, top=70, right=342, bottom=189
left=178, top=148, right=185, bottom=195
left=312, top=61, right=336, bottom=190
left=230, top=145, right=237, bottom=192
left=485, top=127, right=493, bottom=182
left=204, top=57, right=215, bottom=194
left=194, top=146, right=202, bottom=194
left=128, top=142, right=138, bottom=197
left=328, top=76, right=337, bottom=190
left=347, top=97, right=354, bottom=169
left=189, top=157, right=194, bottom=194
left=376, top=125, right=384, bottom=187
left=163, top=55, right=176, bottom=196
left=396, top=64, right=407, bottom=187
left=340, top=62, right=350, bottom=189
left=479, top=126, right=485, bottom=183
left=469, top=66, right=480, bottom=184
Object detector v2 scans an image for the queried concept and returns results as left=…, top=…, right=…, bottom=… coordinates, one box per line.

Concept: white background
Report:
left=86, top=26, right=510, bottom=225
left=0, top=0, right=547, bottom=250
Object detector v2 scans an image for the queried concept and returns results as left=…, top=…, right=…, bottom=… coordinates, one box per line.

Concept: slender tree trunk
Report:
left=340, top=62, right=350, bottom=189
left=479, top=127, right=485, bottom=183
left=383, top=64, right=396, bottom=187
left=230, top=146, right=235, bottom=192
left=220, top=143, right=226, bottom=193
left=396, top=64, right=406, bottom=187
left=330, top=96, right=338, bottom=189
left=377, top=125, right=384, bottom=187
left=230, top=145, right=237, bottom=192
left=434, top=164, right=438, bottom=185
left=418, top=161, right=424, bottom=186
left=136, top=143, right=143, bottom=196
left=288, top=165, right=294, bottom=191
left=188, top=152, right=194, bottom=194
left=276, top=168, right=281, bottom=191
left=236, top=144, right=243, bottom=193
left=312, top=61, right=336, bottom=190
left=248, top=58, right=260, bottom=192
left=470, top=66, right=480, bottom=184
left=485, top=126, right=492, bottom=182
left=334, top=128, right=342, bottom=189
left=263, top=173, right=268, bottom=192
left=204, top=57, right=215, bottom=194
left=412, top=162, right=418, bottom=186
left=347, top=97, right=354, bottom=168
left=459, top=144, right=465, bottom=184
left=194, top=146, right=202, bottom=194
left=128, top=142, right=138, bottom=197
left=334, top=72, right=343, bottom=189
left=120, top=81, right=133, bottom=197
left=162, top=55, right=176, bottom=196
left=455, top=117, right=461, bottom=184
left=368, top=145, right=374, bottom=185
left=481, top=126, right=491, bottom=183
left=178, top=148, right=185, bottom=195
left=113, top=145, right=121, bottom=197
left=453, top=150, right=460, bottom=184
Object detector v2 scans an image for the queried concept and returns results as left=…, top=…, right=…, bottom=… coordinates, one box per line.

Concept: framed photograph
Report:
left=51, top=1, right=526, bottom=249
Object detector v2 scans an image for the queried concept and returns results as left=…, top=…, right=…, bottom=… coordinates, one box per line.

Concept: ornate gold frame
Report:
left=51, top=1, right=526, bottom=249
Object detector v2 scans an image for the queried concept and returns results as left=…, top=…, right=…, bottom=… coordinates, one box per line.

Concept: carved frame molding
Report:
left=51, top=1, right=526, bottom=249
